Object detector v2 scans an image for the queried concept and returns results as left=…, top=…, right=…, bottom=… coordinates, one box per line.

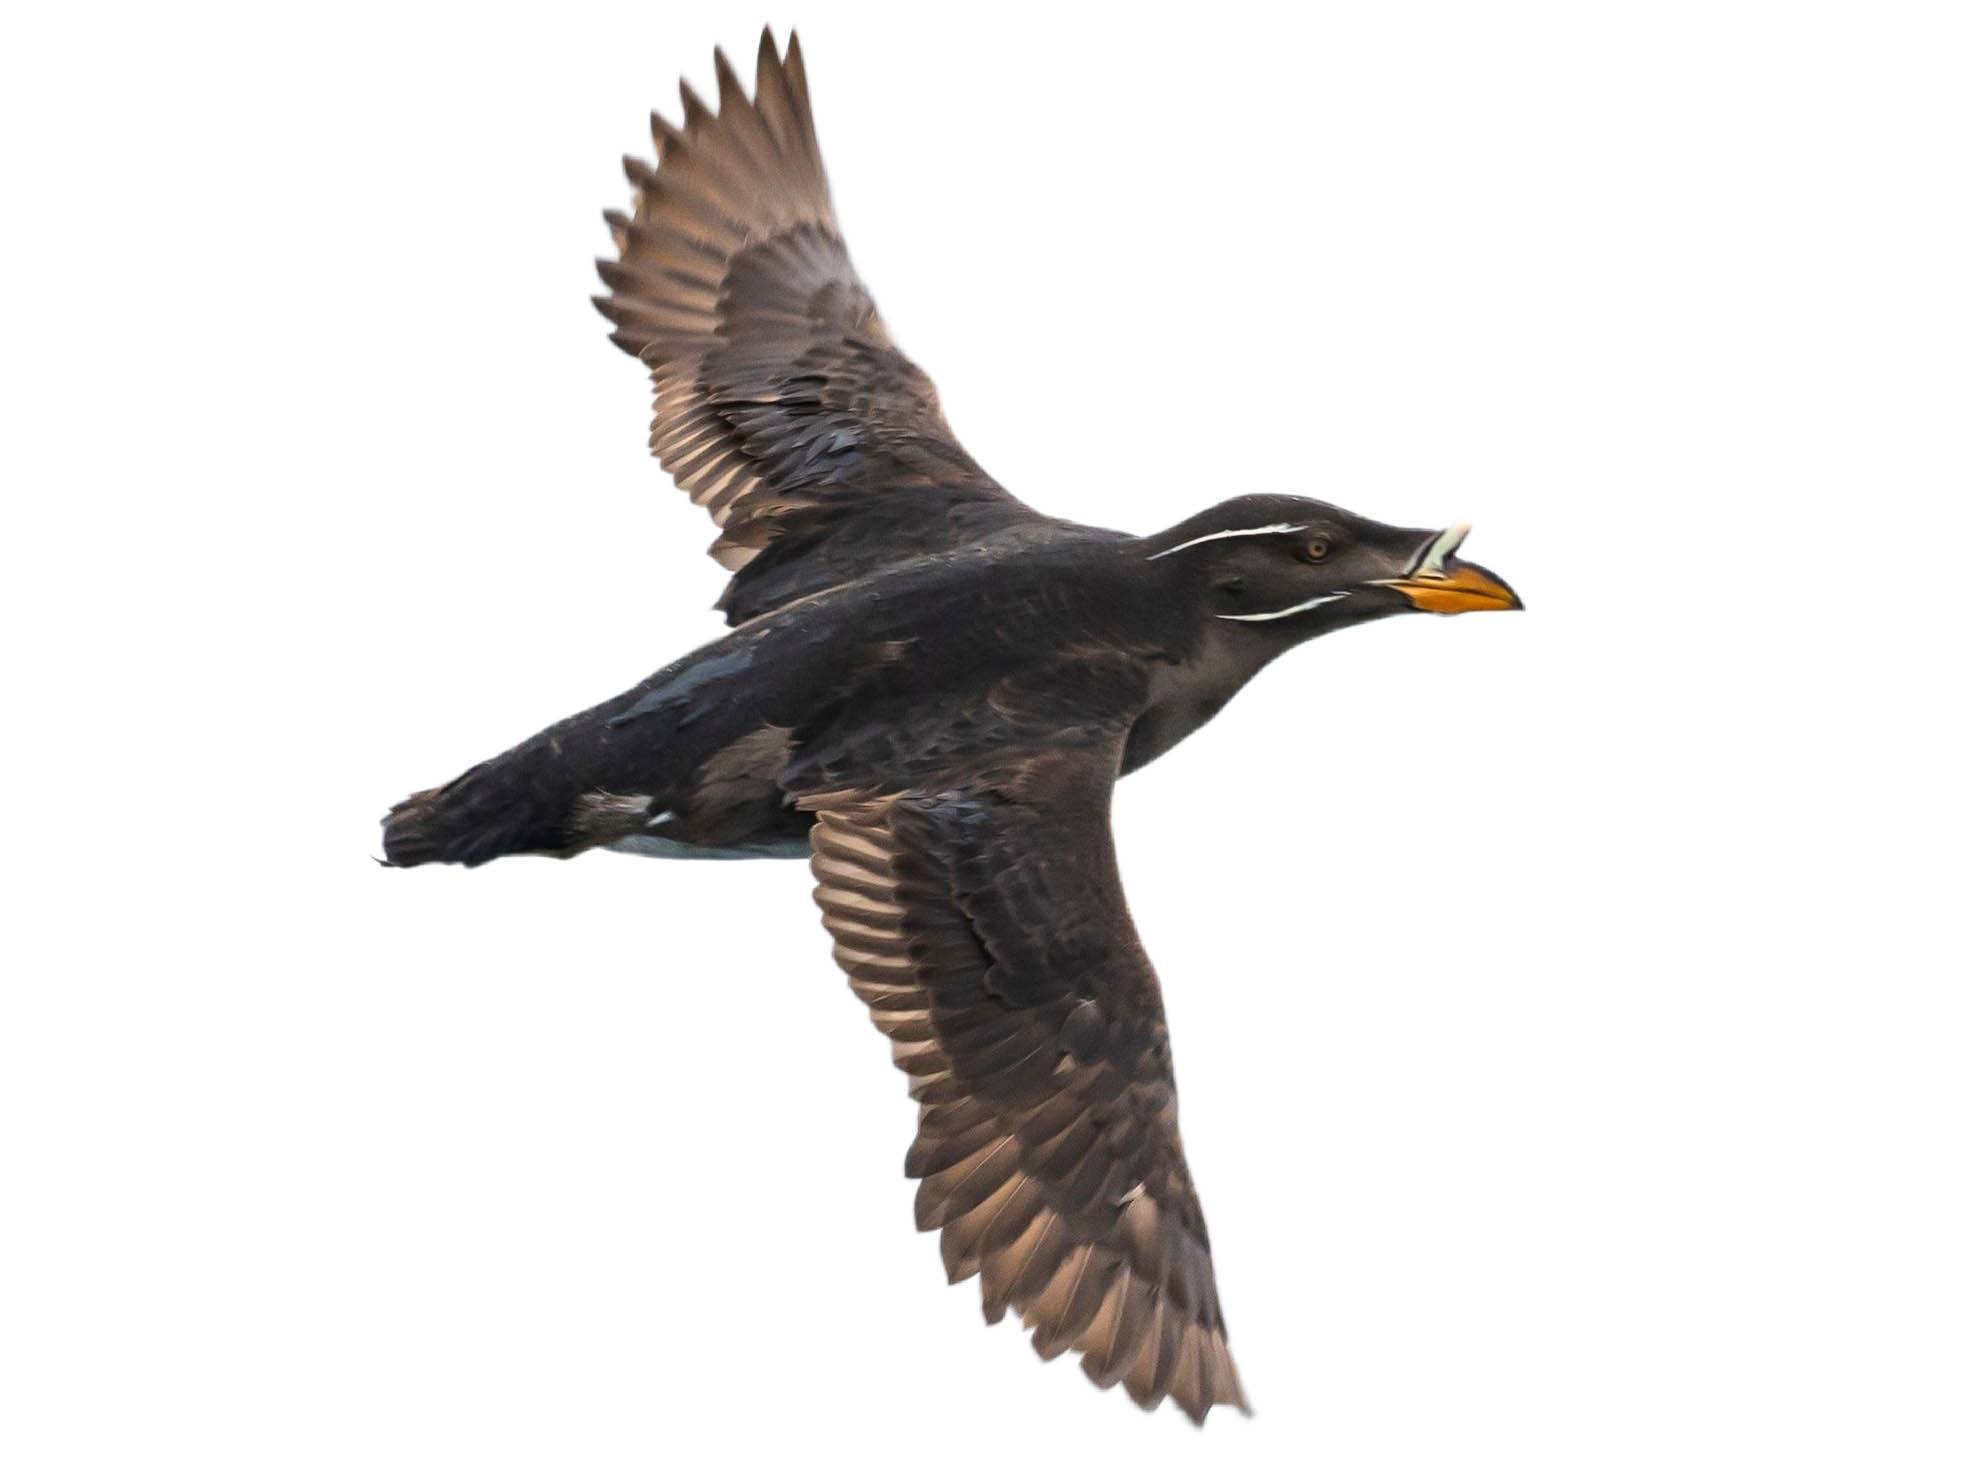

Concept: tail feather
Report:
left=381, top=756, right=571, bottom=868
left=381, top=644, right=755, bottom=868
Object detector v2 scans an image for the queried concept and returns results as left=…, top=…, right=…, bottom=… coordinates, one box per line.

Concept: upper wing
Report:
left=595, top=30, right=1042, bottom=624
left=801, top=740, right=1248, bottom=1423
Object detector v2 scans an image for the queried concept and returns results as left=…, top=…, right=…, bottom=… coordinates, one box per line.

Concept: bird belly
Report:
left=599, top=720, right=813, bottom=859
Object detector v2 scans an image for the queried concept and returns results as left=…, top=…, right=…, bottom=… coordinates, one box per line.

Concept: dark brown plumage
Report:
left=384, top=28, right=1519, bottom=1424
left=806, top=746, right=1241, bottom=1415
left=592, top=29, right=1040, bottom=625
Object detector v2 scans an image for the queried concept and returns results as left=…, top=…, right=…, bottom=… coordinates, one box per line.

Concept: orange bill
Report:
left=1383, top=562, right=1522, bottom=613
left=1378, top=523, right=1523, bottom=614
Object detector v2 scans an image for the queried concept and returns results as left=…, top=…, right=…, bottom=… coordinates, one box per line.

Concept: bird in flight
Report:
left=382, top=27, right=1521, bottom=1424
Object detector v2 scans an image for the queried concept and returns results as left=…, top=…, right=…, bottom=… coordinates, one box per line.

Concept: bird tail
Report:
left=381, top=690, right=687, bottom=870
left=380, top=751, right=574, bottom=869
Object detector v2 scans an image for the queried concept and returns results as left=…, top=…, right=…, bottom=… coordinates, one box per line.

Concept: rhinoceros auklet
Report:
left=382, top=28, right=1520, bottom=1424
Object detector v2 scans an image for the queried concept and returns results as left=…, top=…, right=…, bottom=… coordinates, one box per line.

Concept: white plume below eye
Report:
left=1218, top=591, right=1350, bottom=623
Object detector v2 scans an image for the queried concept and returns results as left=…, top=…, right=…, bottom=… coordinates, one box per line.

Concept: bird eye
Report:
left=1299, top=539, right=1330, bottom=563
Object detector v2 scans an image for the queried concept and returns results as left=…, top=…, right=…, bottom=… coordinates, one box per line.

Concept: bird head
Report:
left=1146, top=495, right=1521, bottom=636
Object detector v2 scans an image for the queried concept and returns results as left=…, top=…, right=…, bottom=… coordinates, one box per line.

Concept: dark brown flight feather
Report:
left=595, top=28, right=1039, bottom=625
left=802, top=737, right=1247, bottom=1422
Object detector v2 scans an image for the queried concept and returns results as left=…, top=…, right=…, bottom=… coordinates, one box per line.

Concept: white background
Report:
left=4, top=2, right=1962, bottom=1469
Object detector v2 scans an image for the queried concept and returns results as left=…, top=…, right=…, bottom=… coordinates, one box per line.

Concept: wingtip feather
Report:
left=678, top=78, right=712, bottom=129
